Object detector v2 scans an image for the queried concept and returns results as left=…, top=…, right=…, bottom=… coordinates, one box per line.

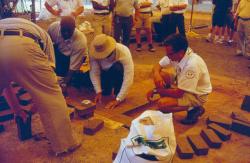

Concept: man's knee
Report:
left=159, top=71, right=172, bottom=85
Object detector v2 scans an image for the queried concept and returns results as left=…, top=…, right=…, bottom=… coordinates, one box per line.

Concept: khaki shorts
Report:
left=160, top=68, right=208, bottom=107
left=135, top=13, right=152, bottom=29
left=178, top=92, right=208, bottom=107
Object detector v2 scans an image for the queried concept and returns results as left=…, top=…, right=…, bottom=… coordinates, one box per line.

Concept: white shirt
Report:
left=156, top=0, right=171, bottom=15
left=46, top=0, right=83, bottom=16
left=48, top=21, right=88, bottom=71
left=89, top=43, right=134, bottom=101
left=0, top=18, right=55, bottom=67
left=136, top=0, right=153, bottom=13
left=169, top=0, right=188, bottom=14
left=92, top=0, right=110, bottom=14
left=159, top=48, right=212, bottom=95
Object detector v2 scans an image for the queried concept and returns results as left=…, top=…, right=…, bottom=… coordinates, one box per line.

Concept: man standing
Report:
left=113, top=0, right=136, bottom=47
left=147, top=34, right=212, bottom=124
left=0, top=18, right=80, bottom=155
left=156, top=0, right=172, bottom=45
left=235, top=0, right=250, bottom=60
left=89, top=34, right=134, bottom=109
left=45, top=0, right=84, bottom=17
left=169, top=0, right=188, bottom=37
left=48, top=16, right=88, bottom=88
left=91, top=0, right=114, bottom=35
left=135, top=0, right=156, bottom=52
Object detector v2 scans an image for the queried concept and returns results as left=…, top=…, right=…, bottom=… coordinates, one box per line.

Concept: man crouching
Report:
left=147, top=34, right=212, bottom=124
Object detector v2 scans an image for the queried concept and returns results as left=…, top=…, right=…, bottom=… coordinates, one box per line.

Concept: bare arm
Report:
left=152, top=63, right=166, bottom=88
left=45, top=2, right=61, bottom=16
left=72, top=6, right=84, bottom=17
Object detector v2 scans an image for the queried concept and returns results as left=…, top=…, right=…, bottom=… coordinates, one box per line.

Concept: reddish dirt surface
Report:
left=0, top=12, right=250, bottom=163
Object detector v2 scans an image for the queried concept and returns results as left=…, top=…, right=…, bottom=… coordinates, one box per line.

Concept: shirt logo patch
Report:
left=185, top=70, right=195, bottom=79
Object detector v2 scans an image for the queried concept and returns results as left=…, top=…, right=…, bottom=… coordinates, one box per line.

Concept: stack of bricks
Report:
left=65, top=98, right=96, bottom=119
left=177, top=114, right=232, bottom=159
left=0, top=95, right=14, bottom=122
left=230, top=112, right=250, bottom=137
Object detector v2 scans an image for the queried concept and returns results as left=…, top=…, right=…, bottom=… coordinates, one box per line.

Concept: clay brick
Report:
left=17, top=93, right=32, bottom=106
left=206, top=115, right=232, bottom=129
left=83, top=119, right=104, bottom=135
left=0, top=124, right=5, bottom=133
left=15, top=111, right=32, bottom=141
left=0, top=96, right=10, bottom=111
left=207, top=123, right=231, bottom=141
left=0, top=96, right=5, bottom=103
left=231, top=120, right=250, bottom=137
left=176, top=137, right=194, bottom=159
left=0, top=110, right=14, bottom=122
left=16, top=87, right=28, bottom=96
left=231, top=112, right=250, bottom=124
left=187, top=135, right=209, bottom=156
left=200, top=129, right=222, bottom=148
left=0, top=101, right=10, bottom=111
left=241, top=95, right=250, bottom=111
left=66, top=98, right=96, bottom=119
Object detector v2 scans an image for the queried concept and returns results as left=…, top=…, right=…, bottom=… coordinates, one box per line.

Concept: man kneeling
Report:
left=147, top=34, right=212, bottom=124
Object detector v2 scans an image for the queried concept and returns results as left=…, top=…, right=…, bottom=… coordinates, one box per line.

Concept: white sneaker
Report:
left=213, top=35, right=219, bottom=43
left=217, top=37, right=224, bottom=44
left=227, top=39, right=234, bottom=45
left=206, top=34, right=212, bottom=42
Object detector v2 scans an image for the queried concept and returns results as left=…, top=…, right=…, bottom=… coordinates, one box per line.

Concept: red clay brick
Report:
left=65, top=98, right=96, bottom=119
left=231, top=120, right=250, bottom=137
left=83, top=119, right=104, bottom=135
left=241, top=95, right=250, bottom=112
left=200, top=129, right=222, bottom=148
left=18, top=93, right=32, bottom=106
left=176, top=137, right=194, bottom=159
left=231, top=112, right=250, bottom=124
left=206, top=115, right=232, bottom=129
left=187, top=135, right=209, bottom=156
left=207, top=123, right=231, bottom=141
left=0, top=124, right=5, bottom=133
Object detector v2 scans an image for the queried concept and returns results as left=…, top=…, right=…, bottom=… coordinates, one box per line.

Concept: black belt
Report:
left=94, top=12, right=110, bottom=15
left=1, top=30, right=44, bottom=49
left=140, top=12, right=152, bottom=14
left=1, top=30, right=39, bottom=42
left=239, top=17, right=250, bottom=21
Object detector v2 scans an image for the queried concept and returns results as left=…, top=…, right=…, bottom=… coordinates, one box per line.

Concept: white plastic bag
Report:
left=114, top=110, right=176, bottom=163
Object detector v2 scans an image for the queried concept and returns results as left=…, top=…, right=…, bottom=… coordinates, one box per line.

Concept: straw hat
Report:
left=89, top=34, right=116, bottom=59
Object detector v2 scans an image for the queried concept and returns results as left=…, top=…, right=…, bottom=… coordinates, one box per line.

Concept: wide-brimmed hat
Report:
left=89, top=34, right=116, bottom=59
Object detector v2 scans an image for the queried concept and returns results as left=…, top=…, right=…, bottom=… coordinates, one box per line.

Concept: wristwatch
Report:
left=153, top=88, right=158, bottom=94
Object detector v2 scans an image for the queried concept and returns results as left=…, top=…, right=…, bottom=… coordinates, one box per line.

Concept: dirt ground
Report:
left=0, top=12, right=250, bottom=163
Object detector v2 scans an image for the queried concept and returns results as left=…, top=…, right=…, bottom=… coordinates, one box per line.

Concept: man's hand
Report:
left=95, top=92, right=102, bottom=104
left=157, top=97, right=169, bottom=108
left=146, top=89, right=160, bottom=103
left=154, top=74, right=166, bottom=88
left=105, top=99, right=120, bottom=109
left=53, top=9, right=62, bottom=16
